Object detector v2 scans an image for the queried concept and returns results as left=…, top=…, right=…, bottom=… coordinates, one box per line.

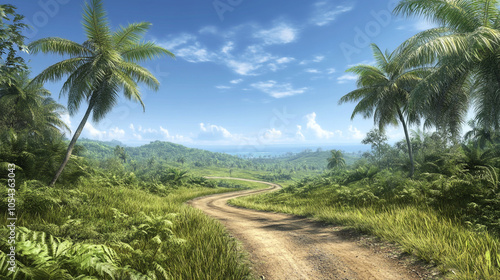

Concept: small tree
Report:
left=327, top=150, right=346, bottom=170
left=362, top=129, right=389, bottom=168
left=0, top=4, right=29, bottom=85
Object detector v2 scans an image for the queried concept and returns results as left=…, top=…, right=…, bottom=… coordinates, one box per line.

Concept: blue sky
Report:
left=16, top=0, right=436, bottom=148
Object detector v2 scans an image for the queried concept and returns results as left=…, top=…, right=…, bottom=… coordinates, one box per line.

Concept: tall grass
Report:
left=231, top=189, right=500, bottom=279
left=1, top=179, right=257, bottom=279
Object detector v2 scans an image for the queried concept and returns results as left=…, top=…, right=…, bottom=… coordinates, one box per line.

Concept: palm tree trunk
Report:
left=397, top=109, right=414, bottom=178
left=49, top=98, right=95, bottom=187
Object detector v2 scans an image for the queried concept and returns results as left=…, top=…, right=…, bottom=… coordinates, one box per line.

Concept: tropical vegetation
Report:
left=1, top=0, right=500, bottom=279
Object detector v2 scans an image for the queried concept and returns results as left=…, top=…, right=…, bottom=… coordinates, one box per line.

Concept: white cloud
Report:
left=337, top=74, right=358, bottom=84
left=133, top=133, right=143, bottom=140
left=129, top=123, right=135, bottom=131
left=221, top=41, right=234, bottom=54
left=276, top=57, right=295, bottom=64
left=313, top=55, right=325, bottom=62
left=161, top=23, right=299, bottom=76
left=327, top=68, right=336, bottom=74
left=230, top=79, right=243, bottom=84
left=84, top=123, right=106, bottom=138
left=159, top=126, right=191, bottom=143
left=216, top=85, right=231, bottom=90
left=159, top=126, right=171, bottom=138
left=305, top=112, right=335, bottom=139
left=254, top=23, right=298, bottom=45
left=227, top=60, right=261, bottom=76
left=268, top=57, right=295, bottom=72
left=175, top=42, right=216, bottom=63
left=300, top=55, right=326, bottom=65
left=296, top=125, right=305, bottom=141
left=84, top=124, right=125, bottom=140
left=305, top=68, right=321, bottom=74
left=349, top=125, right=364, bottom=140
left=138, top=127, right=158, bottom=134
left=109, top=127, right=125, bottom=139
left=311, top=2, right=354, bottom=26
left=161, top=33, right=196, bottom=50
left=198, top=123, right=233, bottom=141
left=251, top=80, right=308, bottom=98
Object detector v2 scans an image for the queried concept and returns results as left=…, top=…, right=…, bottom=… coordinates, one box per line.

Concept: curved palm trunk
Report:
left=397, top=109, right=414, bottom=178
left=49, top=98, right=95, bottom=187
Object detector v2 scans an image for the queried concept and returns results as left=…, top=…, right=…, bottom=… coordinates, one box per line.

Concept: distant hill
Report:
left=251, top=149, right=361, bottom=170
left=78, top=139, right=252, bottom=168
left=77, top=139, right=361, bottom=171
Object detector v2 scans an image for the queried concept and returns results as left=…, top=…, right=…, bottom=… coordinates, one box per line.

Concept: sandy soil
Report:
left=188, top=177, right=423, bottom=280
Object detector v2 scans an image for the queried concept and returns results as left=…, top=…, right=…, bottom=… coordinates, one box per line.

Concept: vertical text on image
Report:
left=6, top=163, right=17, bottom=273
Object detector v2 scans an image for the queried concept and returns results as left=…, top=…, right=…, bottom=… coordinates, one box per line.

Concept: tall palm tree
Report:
left=29, top=0, right=174, bottom=186
left=394, top=0, right=500, bottom=133
left=339, top=44, right=429, bottom=177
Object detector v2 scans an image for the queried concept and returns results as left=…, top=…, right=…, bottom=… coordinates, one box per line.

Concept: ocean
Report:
left=191, top=144, right=370, bottom=158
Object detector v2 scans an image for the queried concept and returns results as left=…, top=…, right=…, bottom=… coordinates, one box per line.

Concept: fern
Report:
left=0, top=227, right=149, bottom=279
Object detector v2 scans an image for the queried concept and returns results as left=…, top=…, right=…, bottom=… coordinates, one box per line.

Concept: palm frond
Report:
left=121, top=41, right=174, bottom=62
left=28, top=37, right=91, bottom=57
left=81, top=0, right=112, bottom=47
left=113, top=22, right=151, bottom=48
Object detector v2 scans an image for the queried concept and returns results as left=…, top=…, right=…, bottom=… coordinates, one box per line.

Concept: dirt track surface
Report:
left=188, top=177, right=420, bottom=280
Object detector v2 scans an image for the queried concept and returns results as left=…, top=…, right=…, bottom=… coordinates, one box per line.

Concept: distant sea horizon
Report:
left=189, top=144, right=370, bottom=158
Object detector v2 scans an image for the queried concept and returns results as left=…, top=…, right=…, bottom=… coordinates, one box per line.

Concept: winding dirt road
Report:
left=188, top=177, right=421, bottom=280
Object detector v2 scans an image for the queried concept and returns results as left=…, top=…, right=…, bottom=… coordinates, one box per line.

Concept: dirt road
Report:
left=188, top=177, right=420, bottom=280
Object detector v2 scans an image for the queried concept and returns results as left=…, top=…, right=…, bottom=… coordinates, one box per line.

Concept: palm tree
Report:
left=0, top=72, right=70, bottom=180
left=327, top=149, right=346, bottom=170
left=29, top=0, right=174, bottom=186
left=464, top=119, right=498, bottom=149
left=339, top=43, right=429, bottom=177
left=394, top=0, right=500, bottom=133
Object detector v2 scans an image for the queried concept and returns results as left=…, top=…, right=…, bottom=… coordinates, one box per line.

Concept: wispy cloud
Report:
left=199, top=25, right=218, bottom=34
left=253, top=23, right=298, bottom=45
left=160, top=22, right=299, bottom=76
left=296, top=125, right=305, bottom=141
left=300, top=55, right=325, bottom=65
left=311, top=2, right=354, bottom=27
left=84, top=124, right=125, bottom=141
left=251, top=80, right=308, bottom=98
left=337, top=73, right=358, bottom=84
left=305, top=68, right=321, bottom=74
left=230, top=79, right=243, bottom=84
left=276, top=57, right=295, bottom=64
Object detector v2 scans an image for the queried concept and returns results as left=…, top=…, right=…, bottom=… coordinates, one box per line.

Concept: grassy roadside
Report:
left=1, top=178, right=260, bottom=279
left=230, top=186, right=500, bottom=280
left=210, top=178, right=271, bottom=190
